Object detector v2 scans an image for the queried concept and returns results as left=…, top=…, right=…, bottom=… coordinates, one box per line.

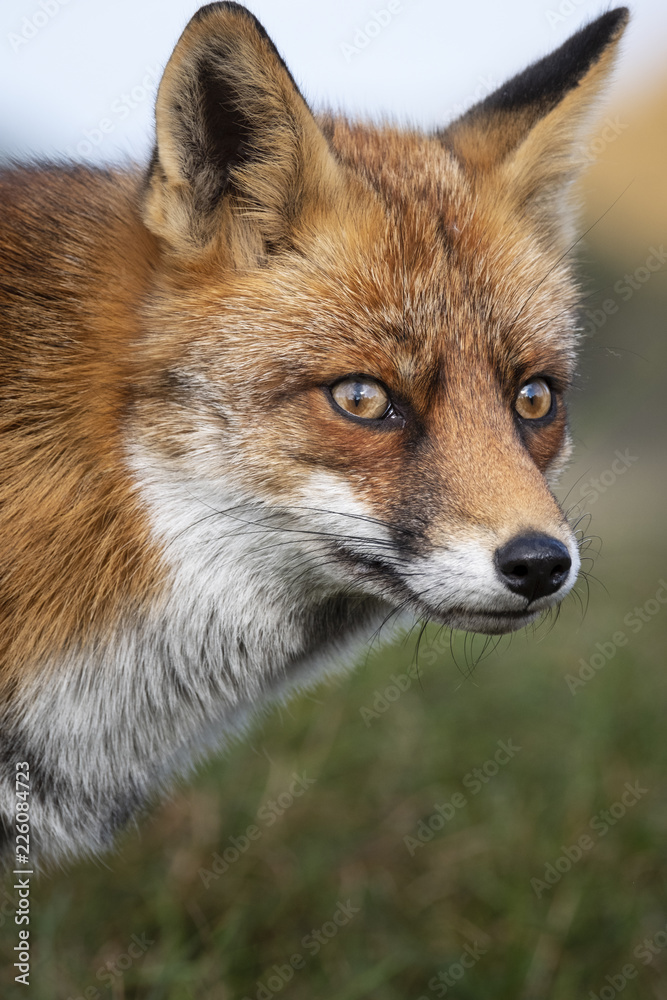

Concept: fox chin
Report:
left=0, top=3, right=627, bottom=866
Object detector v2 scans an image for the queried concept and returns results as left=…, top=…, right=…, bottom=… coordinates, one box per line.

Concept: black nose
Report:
left=495, top=533, right=572, bottom=601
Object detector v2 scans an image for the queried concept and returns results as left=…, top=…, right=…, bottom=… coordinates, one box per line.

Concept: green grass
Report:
left=1, top=269, right=666, bottom=999
left=3, top=586, right=666, bottom=1000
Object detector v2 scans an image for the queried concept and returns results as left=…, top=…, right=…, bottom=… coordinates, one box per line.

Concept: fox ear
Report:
left=440, top=7, right=629, bottom=245
left=143, top=2, right=339, bottom=260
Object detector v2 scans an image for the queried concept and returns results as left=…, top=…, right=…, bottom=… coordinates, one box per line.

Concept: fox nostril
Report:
left=495, top=533, right=572, bottom=601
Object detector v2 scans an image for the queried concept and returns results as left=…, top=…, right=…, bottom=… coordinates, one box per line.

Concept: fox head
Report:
left=0, top=2, right=633, bottom=870
left=134, top=3, right=629, bottom=638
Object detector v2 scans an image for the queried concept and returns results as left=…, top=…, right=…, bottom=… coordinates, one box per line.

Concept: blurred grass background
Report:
left=2, top=70, right=667, bottom=1000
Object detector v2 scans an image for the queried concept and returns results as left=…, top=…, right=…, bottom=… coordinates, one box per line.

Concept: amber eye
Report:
left=515, top=378, right=552, bottom=420
left=330, top=378, right=390, bottom=420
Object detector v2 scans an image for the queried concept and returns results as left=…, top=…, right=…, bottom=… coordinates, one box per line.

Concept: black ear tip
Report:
left=190, top=2, right=254, bottom=25
left=590, top=6, right=630, bottom=42
left=456, top=6, right=629, bottom=122
left=563, top=6, right=630, bottom=67
left=564, top=6, right=630, bottom=76
left=187, top=3, right=271, bottom=39
left=606, top=6, right=631, bottom=30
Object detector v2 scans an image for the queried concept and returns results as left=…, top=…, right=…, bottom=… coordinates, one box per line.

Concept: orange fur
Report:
left=0, top=168, right=164, bottom=688
left=0, top=3, right=629, bottom=864
left=0, top=6, right=628, bottom=688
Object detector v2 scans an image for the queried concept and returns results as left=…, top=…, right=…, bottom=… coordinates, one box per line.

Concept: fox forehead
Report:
left=136, top=123, right=573, bottom=527
left=163, top=121, right=578, bottom=402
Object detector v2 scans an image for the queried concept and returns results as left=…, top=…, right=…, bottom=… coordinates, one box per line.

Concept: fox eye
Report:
left=515, top=378, right=552, bottom=420
left=330, top=378, right=390, bottom=420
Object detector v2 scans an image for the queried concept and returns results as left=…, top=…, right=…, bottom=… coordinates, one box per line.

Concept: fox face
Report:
left=134, top=167, right=578, bottom=638
left=0, top=3, right=628, bottom=865
left=134, top=3, right=625, bottom=637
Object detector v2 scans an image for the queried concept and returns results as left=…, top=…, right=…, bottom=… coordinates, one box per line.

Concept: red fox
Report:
left=0, top=3, right=628, bottom=867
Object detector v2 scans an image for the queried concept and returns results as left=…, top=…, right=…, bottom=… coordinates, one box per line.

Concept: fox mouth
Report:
left=405, top=596, right=543, bottom=635
left=330, top=545, right=546, bottom=635
left=436, top=607, right=541, bottom=635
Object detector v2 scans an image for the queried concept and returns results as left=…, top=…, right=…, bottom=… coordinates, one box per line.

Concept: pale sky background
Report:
left=0, top=0, right=666, bottom=164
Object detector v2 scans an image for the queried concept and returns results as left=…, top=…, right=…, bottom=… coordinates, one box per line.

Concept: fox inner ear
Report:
left=143, top=2, right=338, bottom=260
left=439, top=8, right=629, bottom=244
